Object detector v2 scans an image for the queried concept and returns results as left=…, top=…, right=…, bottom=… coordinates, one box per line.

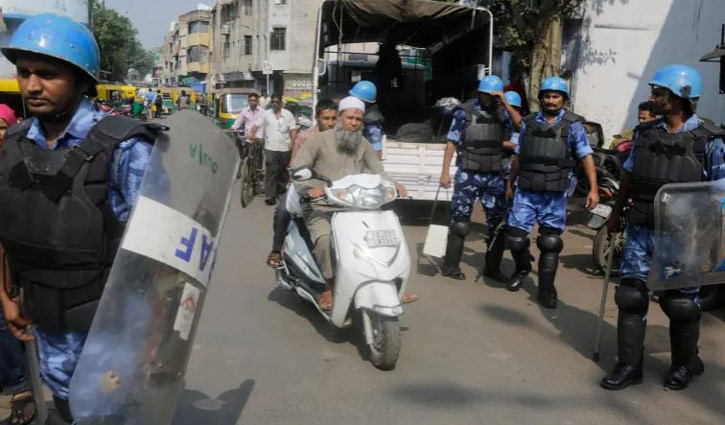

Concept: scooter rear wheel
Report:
left=592, top=227, right=624, bottom=276
left=365, top=313, right=401, bottom=371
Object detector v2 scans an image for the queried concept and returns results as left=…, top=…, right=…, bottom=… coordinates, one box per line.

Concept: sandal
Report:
left=401, top=293, right=419, bottom=304
left=266, top=251, right=283, bottom=268
left=10, top=391, right=36, bottom=425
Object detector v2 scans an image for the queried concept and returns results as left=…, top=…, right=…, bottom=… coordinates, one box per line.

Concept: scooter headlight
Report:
left=334, top=184, right=391, bottom=209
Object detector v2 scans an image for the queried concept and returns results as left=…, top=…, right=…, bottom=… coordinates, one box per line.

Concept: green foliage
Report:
left=91, top=0, right=154, bottom=81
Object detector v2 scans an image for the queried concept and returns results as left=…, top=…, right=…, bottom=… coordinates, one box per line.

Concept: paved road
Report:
left=5, top=183, right=719, bottom=424
left=170, top=184, right=725, bottom=425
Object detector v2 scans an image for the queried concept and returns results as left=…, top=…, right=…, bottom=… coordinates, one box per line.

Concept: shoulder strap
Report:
left=522, top=113, right=538, bottom=128
left=561, top=111, right=584, bottom=124
left=696, top=120, right=725, bottom=139
left=43, top=117, right=167, bottom=202
left=4, top=119, right=36, bottom=189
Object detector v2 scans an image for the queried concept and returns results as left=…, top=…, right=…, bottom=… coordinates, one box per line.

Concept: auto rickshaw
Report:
left=212, top=88, right=256, bottom=129
left=0, top=79, right=25, bottom=120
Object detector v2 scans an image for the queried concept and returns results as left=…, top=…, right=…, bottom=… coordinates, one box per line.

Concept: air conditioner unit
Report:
left=221, top=24, right=230, bottom=35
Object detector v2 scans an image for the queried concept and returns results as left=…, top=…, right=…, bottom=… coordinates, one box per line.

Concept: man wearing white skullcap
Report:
left=290, top=96, right=407, bottom=310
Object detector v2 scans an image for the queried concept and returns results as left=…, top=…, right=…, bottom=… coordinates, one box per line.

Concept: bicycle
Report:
left=234, top=133, right=265, bottom=208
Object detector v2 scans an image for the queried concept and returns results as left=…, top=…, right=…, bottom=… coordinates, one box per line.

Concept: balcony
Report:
left=187, top=62, right=211, bottom=74
left=187, top=32, right=210, bottom=47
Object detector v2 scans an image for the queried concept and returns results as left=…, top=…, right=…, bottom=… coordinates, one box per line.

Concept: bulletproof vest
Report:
left=0, top=116, right=164, bottom=333
left=458, top=104, right=506, bottom=173
left=363, top=104, right=385, bottom=126
left=517, top=111, right=582, bottom=193
left=628, top=121, right=721, bottom=227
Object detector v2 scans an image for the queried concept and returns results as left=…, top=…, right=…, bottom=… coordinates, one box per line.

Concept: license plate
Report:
left=366, top=230, right=399, bottom=248
left=591, top=204, right=613, bottom=218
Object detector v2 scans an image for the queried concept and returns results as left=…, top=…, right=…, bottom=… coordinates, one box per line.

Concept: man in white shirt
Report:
left=231, top=92, right=265, bottom=141
left=250, top=94, right=297, bottom=205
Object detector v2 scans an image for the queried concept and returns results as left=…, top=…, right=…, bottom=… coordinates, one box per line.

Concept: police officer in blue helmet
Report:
left=505, top=76, right=599, bottom=308
left=601, top=65, right=725, bottom=391
left=438, top=75, right=524, bottom=281
left=350, top=80, right=385, bottom=158
left=0, top=14, right=160, bottom=424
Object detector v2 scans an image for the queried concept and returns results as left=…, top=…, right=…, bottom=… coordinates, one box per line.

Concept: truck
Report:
left=312, top=0, right=494, bottom=200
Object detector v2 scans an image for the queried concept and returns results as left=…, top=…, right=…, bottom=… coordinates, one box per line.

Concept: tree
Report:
left=91, top=0, right=155, bottom=81
left=438, top=0, right=586, bottom=111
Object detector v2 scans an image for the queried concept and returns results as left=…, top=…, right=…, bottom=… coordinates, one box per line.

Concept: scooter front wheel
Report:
left=363, top=311, right=401, bottom=370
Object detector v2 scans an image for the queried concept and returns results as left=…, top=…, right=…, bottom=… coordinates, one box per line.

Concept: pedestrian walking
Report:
left=600, top=65, right=725, bottom=391
left=249, top=94, right=297, bottom=205
left=505, top=76, right=599, bottom=308
left=154, top=89, right=163, bottom=118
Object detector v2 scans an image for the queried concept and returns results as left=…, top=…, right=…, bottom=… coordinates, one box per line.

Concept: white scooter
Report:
left=277, top=167, right=411, bottom=370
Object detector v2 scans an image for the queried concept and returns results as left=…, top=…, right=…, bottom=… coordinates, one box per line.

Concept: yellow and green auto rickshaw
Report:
left=96, top=83, right=136, bottom=105
left=212, top=88, right=256, bottom=129
left=0, top=79, right=25, bottom=120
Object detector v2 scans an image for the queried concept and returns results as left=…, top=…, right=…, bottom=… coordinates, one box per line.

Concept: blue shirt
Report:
left=364, top=123, right=384, bottom=151
left=623, top=114, right=725, bottom=181
left=26, top=99, right=153, bottom=221
left=513, top=109, right=592, bottom=160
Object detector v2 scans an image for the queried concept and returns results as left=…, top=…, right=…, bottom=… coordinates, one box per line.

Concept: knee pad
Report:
left=661, top=292, right=701, bottom=324
left=536, top=232, right=563, bottom=254
left=615, top=279, right=649, bottom=315
left=505, top=226, right=529, bottom=252
left=450, top=221, right=471, bottom=238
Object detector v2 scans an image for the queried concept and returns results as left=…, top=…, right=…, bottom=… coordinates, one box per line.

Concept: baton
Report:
left=593, top=232, right=619, bottom=362
left=23, top=339, right=48, bottom=423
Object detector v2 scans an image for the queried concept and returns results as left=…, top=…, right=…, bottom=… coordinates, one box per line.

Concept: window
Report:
left=187, top=45, right=209, bottom=63
left=224, top=41, right=230, bottom=59
left=270, top=27, right=286, bottom=51
left=243, top=0, right=253, bottom=16
left=244, top=36, right=253, bottom=55
left=221, top=4, right=236, bottom=24
left=188, top=21, right=209, bottom=34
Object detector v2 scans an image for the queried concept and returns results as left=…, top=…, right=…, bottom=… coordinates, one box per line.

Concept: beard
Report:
left=335, top=122, right=363, bottom=153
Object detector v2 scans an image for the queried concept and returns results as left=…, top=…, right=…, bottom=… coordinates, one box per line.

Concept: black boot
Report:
left=601, top=312, right=646, bottom=390
left=483, top=233, right=508, bottom=282
left=441, top=221, right=469, bottom=280
left=45, top=396, right=73, bottom=424
left=536, top=232, right=562, bottom=309
left=505, top=227, right=532, bottom=292
left=664, top=320, right=704, bottom=390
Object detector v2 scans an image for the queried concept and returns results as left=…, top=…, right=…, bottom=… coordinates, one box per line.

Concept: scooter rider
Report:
left=290, top=96, right=407, bottom=310
left=0, top=14, right=158, bottom=424
left=505, top=76, right=599, bottom=308
left=439, top=75, right=522, bottom=281
left=601, top=65, right=725, bottom=391
left=350, top=80, right=385, bottom=157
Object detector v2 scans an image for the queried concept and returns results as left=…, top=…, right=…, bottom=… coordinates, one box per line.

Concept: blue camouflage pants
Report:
left=621, top=223, right=700, bottom=297
left=450, top=169, right=507, bottom=242
left=34, top=328, right=87, bottom=399
left=507, top=188, right=568, bottom=233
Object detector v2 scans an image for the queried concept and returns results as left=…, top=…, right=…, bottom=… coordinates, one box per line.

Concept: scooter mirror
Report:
left=291, top=167, right=314, bottom=181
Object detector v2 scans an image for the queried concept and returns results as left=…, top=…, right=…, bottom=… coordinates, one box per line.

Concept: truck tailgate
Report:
left=383, top=139, right=457, bottom=201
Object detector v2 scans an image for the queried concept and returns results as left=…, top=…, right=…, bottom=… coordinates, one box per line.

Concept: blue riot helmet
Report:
left=2, top=14, right=100, bottom=96
left=478, top=75, right=504, bottom=94
left=504, top=91, right=522, bottom=108
left=649, top=64, right=702, bottom=110
left=539, top=76, right=569, bottom=99
left=350, top=81, right=377, bottom=103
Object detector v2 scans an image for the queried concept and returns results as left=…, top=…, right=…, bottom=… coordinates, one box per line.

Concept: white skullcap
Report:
left=338, top=96, right=366, bottom=113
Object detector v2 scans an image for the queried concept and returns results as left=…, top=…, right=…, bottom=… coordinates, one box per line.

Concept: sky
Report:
left=103, top=0, right=211, bottom=49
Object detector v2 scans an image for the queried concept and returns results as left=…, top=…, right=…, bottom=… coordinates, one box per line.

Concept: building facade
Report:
left=160, top=6, right=212, bottom=87
left=208, top=0, right=322, bottom=98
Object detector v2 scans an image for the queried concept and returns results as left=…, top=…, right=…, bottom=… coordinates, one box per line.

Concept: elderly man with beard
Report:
left=290, top=96, right=407, bottom=310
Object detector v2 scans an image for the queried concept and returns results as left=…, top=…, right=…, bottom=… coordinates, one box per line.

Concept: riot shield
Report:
left=68, top=111, right=239, bottom=424
left=647, top=181, right=725, bottom=291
